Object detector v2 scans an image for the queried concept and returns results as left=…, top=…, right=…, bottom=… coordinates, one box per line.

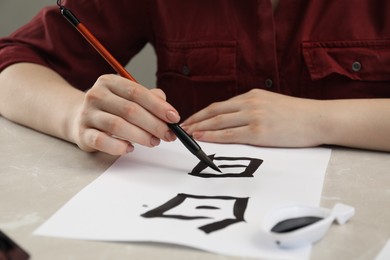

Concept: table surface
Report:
left=1, top=116, right=389, bottom=260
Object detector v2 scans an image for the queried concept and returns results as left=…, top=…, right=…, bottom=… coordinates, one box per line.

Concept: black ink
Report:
left=271, top=216, right=323, bottom=233
left=189, top=155, right=263, bottom=178
left=141, top=193, right=249, bottom=234
left=196, top=205, right=220, bottom=210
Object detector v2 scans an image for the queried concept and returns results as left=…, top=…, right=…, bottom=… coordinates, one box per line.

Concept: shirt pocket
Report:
left=155, top=40, right=237, bottom=119
left=156, top=40, right=237, bottom=82
left=302, top=39, right=390, bottom=82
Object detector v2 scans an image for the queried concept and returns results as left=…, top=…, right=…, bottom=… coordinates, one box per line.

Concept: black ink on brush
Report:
left=168, top=124, right=221, bottom=172
left=56, top=2, right=221, bottom=172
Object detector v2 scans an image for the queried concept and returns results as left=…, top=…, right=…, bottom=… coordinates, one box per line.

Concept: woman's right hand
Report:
left=71, top=74, right=180, bottom=155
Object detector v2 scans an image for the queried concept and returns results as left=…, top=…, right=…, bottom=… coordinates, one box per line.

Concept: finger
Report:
left=96, top=75, right=180, bottom=123
left=80, top=128, right=134, bottom=156
left=182, top=100, right=240, bottom=126
left=91, top=91, right=175, bottom=142
left=183, top=112, right=247, bottom=135
left=192, top=124, right=298, bottom=148
left=150, top=88, right=167, bottom=100
left=191, top=126, right=251, bottom=145
left=86, top=110, right=162, bottom=147
left=86, top=78, right=175, bottom=141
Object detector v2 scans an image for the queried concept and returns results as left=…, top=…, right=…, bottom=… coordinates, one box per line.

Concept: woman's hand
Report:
left=3, top=64, right=389, bottom=153
left=181, top=89, right=325, bottom=148
left=71, top=74, right=180, bottom=155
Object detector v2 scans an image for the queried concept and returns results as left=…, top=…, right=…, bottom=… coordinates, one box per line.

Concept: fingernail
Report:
left=150, top=136, right=161, bottom=147
left=192, top=131, right=204, bottom=140
left=166, top=110, right=180, bottom=123
left=180, top=125, right=188, bottom=131
left=165, top=130, right=176, bottom=141
left=126, top=144, right=134, bottom=153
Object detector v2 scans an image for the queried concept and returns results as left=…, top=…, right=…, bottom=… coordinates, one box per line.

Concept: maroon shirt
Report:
left=1, top=0, right=390, bottom=119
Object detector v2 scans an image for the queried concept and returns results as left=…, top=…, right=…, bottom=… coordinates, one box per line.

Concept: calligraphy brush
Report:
left=56, top=1, right=221, bottom=172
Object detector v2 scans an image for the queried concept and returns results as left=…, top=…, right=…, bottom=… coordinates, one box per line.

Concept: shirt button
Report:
left=352, top=61, right=362, bottom=72
left=182, top=65, right=190, bottom=76
left=265, top=78, right=273, bottom=88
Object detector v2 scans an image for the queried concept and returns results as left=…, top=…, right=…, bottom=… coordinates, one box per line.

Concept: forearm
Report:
left=0, top=63, right=83, bottom=143
left=317, top=99, right=390, bottom=152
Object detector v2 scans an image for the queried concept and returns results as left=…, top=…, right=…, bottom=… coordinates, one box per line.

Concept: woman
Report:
left=0, top=0, right=389, bottom=155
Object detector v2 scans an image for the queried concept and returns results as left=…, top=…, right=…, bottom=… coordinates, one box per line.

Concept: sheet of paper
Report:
left=34, top=141, right=331, bottom=259
left=375, top=238, right=390, bottom=260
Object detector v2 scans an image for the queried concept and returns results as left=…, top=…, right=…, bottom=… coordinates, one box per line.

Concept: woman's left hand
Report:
left=181, top=89, right=325, bottom=148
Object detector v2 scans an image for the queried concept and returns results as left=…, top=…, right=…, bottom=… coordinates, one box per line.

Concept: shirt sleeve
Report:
left=0, top=0, right=150, bottom=90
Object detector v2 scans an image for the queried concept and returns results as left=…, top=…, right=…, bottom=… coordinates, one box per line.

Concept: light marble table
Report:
left=0, top=116, right=389, bottom=260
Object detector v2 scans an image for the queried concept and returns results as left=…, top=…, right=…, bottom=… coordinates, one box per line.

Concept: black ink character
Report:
left=141, top=193, right=249, bottom=234
left=189, top=154, right=263, bottom=178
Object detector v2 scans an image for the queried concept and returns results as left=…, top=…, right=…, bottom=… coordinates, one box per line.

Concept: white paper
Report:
left=375, top=238, right=390, bottom=260
left=34, top=141, right=331, bottom=259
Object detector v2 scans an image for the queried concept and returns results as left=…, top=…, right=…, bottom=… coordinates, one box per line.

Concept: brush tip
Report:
left=197, top=150, right=221, bottom=172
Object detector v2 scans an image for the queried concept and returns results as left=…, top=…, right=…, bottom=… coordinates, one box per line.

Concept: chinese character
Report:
left=189, top=155, right=263, bottom=178
left=141, top=193, right=249, bottom=234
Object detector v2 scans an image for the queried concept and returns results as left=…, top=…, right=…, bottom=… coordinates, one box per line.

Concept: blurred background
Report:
left=0, top=0, right=157, bottom=88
